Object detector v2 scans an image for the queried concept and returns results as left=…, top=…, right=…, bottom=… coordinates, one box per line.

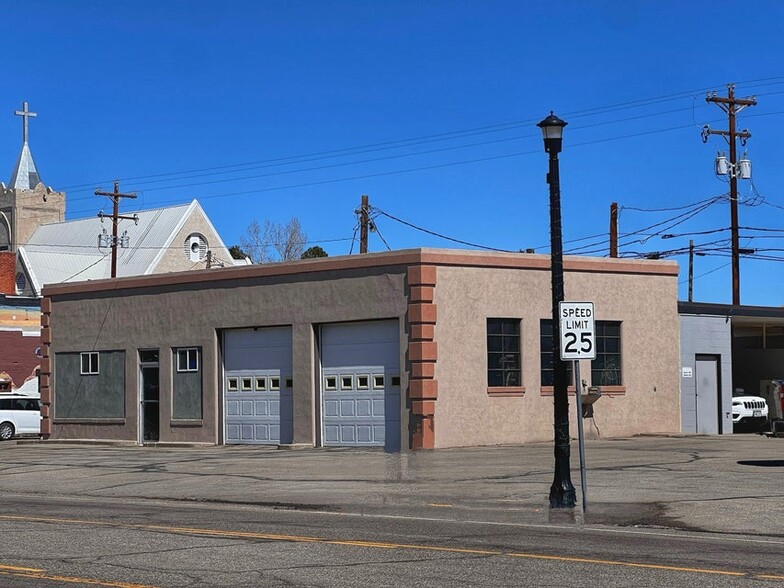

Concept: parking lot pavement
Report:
left=1, top=434, right=782, bottom=536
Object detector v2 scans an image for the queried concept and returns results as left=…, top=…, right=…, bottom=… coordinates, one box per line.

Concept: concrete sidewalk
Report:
left=1, top=435, right=782, bottom=536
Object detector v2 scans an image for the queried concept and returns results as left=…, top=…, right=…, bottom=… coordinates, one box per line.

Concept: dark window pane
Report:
left=591, top=321, right=622, bottom=386
left=488, top=371, right=503, bottom=387
left=487, top=318, right=521, bottom=387
left=140, top=350, right=159, bottom=363
left=502, top=320, right=520, bottom=336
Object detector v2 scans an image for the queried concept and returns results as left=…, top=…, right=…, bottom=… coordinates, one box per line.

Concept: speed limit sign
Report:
left=559, top=302, right=596, bottom=360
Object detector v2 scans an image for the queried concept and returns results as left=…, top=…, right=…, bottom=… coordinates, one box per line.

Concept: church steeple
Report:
left=1, top=101, right=64, bottom=252
left=9, top=101, right=42, bottom=190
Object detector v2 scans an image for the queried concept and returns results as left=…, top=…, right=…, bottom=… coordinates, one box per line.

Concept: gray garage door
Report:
left=224, top=327, right=293, bottom=444
left=320, top=320, right=401, bottom=451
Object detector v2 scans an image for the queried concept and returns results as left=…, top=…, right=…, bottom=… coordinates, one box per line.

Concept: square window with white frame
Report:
left=176, top=348, right=200, bottom=373
left=80, top=352, right=99, bottom=375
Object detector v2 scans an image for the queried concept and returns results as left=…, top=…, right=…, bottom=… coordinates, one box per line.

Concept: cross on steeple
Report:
left=14, top=101, right=37, bottom=145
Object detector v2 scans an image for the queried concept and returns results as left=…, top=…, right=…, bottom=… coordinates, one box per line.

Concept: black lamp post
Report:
left=538, top=112, right=576, bottom=509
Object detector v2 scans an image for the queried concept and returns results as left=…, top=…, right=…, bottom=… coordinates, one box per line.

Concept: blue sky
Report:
left=2, top=0, right=783, bottom=305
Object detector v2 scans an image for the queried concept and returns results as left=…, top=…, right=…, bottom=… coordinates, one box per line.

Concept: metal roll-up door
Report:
left=224, top=327, right=292, bottom=444
left=320, top=320, right=400, bottom=451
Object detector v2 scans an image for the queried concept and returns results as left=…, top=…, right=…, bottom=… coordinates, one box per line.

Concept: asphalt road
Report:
left=1, top=494, right=783, bottom=588
left=0, top=436, right=782, bottom=586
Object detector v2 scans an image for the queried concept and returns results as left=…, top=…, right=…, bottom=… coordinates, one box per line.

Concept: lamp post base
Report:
left=549, top=418, right=576, bottom=509
left=549, top=482, right=577, bottom=509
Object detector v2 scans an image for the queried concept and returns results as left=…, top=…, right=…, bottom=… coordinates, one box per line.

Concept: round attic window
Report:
left=15, top=272, right=26, bottom=294
left=184, top=233, right=208, bottom=262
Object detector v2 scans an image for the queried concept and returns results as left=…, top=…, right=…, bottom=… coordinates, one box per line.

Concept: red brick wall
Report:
left=0, top=252, right=15, bottom=295
left=0, top=331, right=40, bottom=388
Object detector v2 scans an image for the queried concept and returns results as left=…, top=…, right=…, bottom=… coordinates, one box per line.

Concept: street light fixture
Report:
left=537, top=111, right=576, bottom=509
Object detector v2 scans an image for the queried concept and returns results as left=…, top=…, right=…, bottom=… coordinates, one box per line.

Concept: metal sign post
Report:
left=573, top=360, right=587, bottom=513
left=559, top=301, right=595, bottom=513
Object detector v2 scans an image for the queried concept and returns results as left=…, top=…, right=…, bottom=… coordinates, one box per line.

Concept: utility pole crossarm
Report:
left=706, top=94, right=757, bottom=107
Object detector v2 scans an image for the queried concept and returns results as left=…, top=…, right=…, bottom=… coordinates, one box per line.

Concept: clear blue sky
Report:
left=3, top=0, right=783, bottom=305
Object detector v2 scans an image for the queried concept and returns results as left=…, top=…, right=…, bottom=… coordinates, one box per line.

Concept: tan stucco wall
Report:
left=45, top=249, right=682, bottom=449
left=433, top=262, right=681, bottom=448
left=153, top=206, right=237, bottom=274
left=47, top=264, right=408, bottom=444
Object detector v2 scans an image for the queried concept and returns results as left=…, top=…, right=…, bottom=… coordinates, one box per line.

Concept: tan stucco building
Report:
left=42, top=249, right=681, bottom=450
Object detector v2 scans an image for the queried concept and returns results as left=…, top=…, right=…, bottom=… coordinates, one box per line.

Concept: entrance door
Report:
left=695, top=355, right=720, bottom=434
left=139, top=350, right=160, bottom=443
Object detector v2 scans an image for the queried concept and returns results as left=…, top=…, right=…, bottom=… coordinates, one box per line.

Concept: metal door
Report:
left=320, top=320, right=400, bottom=451
left=695, top=355, right=720, bottom=435
left=224, top=327, right=293, bottom=444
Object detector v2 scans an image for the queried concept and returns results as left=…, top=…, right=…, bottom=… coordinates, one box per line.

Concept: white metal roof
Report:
left=21, top=201, right=195, bottom=293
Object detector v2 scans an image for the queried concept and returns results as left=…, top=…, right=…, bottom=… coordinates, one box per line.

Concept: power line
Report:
left=66, top=121, right=741, bottom=218
left=371, top=207, right=512, bottom=252
left=23, top=236, right=355, bottom=251
left=59, top=77, right=784, bottom=199
left=62, top=107, right=716, bottom=204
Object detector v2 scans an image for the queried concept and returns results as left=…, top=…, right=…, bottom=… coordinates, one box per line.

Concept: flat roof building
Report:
left=42, top=248, right=681, bottom=449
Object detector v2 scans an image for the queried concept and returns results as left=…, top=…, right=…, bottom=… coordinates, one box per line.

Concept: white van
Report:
left=0, top=393, right=41, bottom=440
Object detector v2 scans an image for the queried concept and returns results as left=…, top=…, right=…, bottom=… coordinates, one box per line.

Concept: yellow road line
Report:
left=508, top=553, right=745, bottom=577
left=0, top=564, right=44, bottom=572
left=0, top=514, right=776, bottom=580
left=0, top=569, right=158, bottom=588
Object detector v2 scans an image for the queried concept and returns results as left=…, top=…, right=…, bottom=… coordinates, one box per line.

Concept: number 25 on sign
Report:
left=559, top=302, right=596, bottom=360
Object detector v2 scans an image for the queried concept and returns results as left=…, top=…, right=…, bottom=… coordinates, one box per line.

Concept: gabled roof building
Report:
left=16, top=199, right=240, bottom=297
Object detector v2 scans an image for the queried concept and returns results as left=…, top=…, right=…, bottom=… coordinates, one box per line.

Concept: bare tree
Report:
left=239, top=218, right=308, bottom=263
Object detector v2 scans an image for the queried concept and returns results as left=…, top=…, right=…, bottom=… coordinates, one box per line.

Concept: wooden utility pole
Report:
left=703, top=84, right=756, bottom=305
left=688, top=240, right=694, bottom=302
left=95, top=181, right=138, bottom=278
left=609, top=202, right=618, bottom=258
left=359, top=194, right=369, bottom=254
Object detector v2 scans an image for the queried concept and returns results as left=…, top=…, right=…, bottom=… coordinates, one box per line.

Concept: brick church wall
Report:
left=0, top=252, right=14, bottom=294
